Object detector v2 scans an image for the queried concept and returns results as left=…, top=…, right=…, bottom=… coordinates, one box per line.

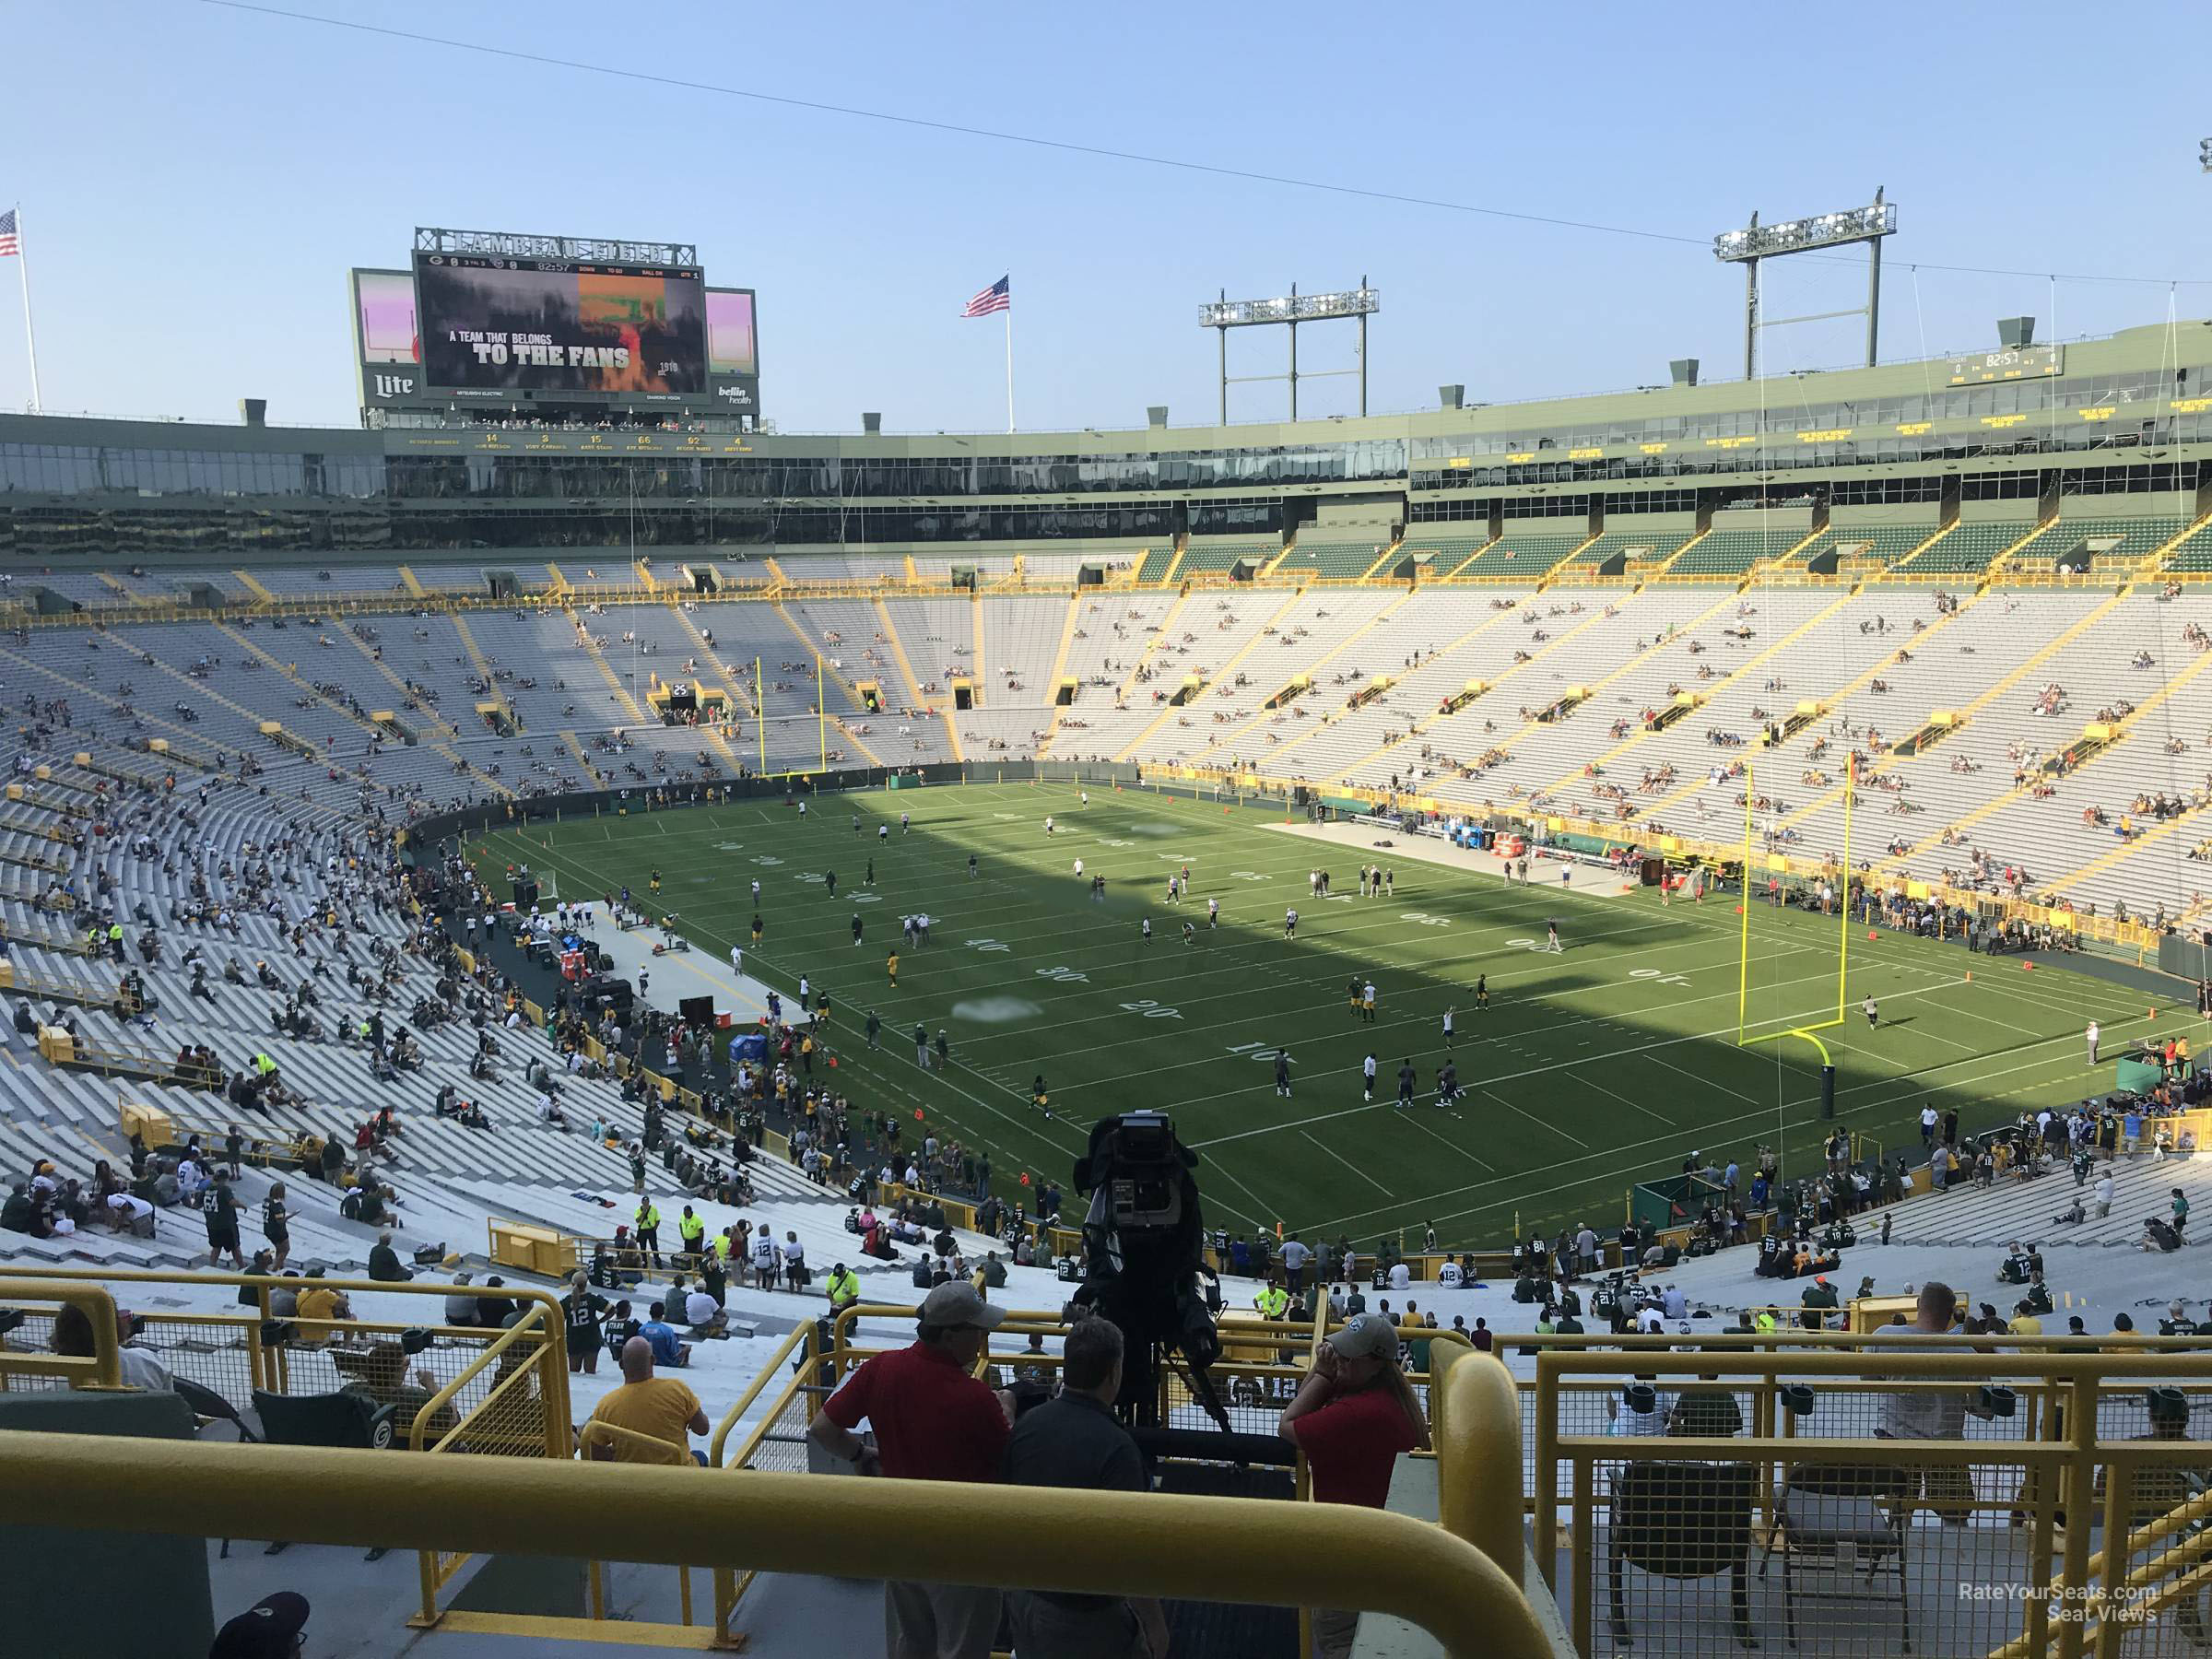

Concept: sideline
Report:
left=1265, top=818, right=1640, bottom=900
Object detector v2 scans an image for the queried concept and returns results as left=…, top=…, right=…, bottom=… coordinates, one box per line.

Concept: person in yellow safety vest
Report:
left=825, top=1263, right=861, bottom=1312
left=678, top=1206, right=706, bottom=1261
left=1753, top=1307, right=1780, bottom=1335
left=253, top=1053, right=276, bottom=1078
left=635, top=1201, right=664, bottom=1267
left=713, top=1228, right=735, bottom=1264
left=1257, top=1282, right=1290, bottom=1320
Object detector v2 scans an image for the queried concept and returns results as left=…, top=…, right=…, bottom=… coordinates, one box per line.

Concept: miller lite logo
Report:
left=372, top=373, right=417, bottom=398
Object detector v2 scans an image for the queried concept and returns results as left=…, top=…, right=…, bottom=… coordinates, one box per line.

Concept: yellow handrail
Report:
left=0, top=1431, right=1551, bottom=1657
left=409, top=1302, right=563, bottom=1455
left=0, top=1265, right=573, bottom=1429
left=706, top=1320, right=817, bottom=1467
left=1430, top=1343, right=1522, bottom=1571
left=579, top=1418, right=699, bottom=1467
left=0, top=1277, right=123, bottom=1388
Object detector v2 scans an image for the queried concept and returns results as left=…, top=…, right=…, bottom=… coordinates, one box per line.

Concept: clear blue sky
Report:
left=4, top=2, right=2209, bottom=435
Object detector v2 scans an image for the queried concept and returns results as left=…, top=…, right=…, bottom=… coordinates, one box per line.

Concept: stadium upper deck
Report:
left=1, top=320, right=2207, bottom=558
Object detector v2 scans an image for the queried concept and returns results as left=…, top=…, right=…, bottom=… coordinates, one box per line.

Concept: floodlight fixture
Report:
left=1199, top=288, right=1380, bottom=328
left=1712, top=201, right=1896, bottom=263
left=413, top=226, right=699, bottom=269
left=1200, top=280, right=1380, bottom=423
left=1711, top=190, right=1895, bottom=379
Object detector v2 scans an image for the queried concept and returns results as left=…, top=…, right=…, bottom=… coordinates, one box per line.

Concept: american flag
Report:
left=0, top=211, right=17, bottom=259
left=961, top=275, right=1010, bottom=318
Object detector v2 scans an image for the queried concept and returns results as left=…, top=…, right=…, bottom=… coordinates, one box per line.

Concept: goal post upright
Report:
left=1736, top=759, right=1757, bottom=1045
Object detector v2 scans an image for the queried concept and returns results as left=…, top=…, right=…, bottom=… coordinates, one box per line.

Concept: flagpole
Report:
left=1004, top=302, right=1014, bottom=435
left=14, top=207, right=41, bottom=413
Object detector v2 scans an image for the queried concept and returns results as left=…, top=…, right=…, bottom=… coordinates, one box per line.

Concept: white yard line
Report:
left=1485, top=1088, right=1588, bottom=1147
left=1300, top=1129, right=1394, bottom=1194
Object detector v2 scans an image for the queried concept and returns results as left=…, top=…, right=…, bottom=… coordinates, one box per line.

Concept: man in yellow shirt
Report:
left=294, top=1277, right=350, bottom=1346
left=587, top=1336, right=710, bottom=1465
left=2007, top=1300, right=2044, bottom=1337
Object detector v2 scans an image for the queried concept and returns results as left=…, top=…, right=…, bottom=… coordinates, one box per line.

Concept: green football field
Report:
left=468, top=782, right=2177, bottom=1252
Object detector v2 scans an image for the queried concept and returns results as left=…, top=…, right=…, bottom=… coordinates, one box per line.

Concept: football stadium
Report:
left=11, top=11, right=2212, bottom=1659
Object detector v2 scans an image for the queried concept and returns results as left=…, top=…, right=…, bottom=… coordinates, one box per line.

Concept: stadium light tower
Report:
left=1712, top=190, right=1895, bottom=381
left=1200, top=281, right=1380, bottom=424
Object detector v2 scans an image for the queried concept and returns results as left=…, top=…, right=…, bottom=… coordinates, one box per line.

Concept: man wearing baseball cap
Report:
left=208, top=1592, right=309, bottom=1658
left=807, top=1278, right=1015, bottom=1659
left=1279, top=1311, right=1430, bottom=1659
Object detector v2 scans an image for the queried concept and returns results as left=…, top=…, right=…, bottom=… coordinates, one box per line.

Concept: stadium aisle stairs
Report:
left=1042, top=590, right=1190, bottom=761
left=1877, top=595, right=2212, bottom=894
left=1178, top=588, right=1409, bottom=768
left=1775, top=587, right=2124, bottom=865
left=1249, top=590, right=1512, bottom=783
left=1112, top=587, right=1308, bottom=763
left=1533, top=587, right=1851, bottom=814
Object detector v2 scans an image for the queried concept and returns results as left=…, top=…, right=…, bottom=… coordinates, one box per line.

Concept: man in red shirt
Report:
left=807, top=1279, right=1014, bottom=1658
left=1280, top=1311, right=1430, bottom=1656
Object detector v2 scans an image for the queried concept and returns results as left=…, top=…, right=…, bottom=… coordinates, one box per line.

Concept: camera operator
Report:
left=1279, top=1312, right=1431, bottom=1658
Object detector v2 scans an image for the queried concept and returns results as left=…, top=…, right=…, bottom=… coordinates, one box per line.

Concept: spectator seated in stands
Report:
left=293, top=1274, right=352, bottom=1344
left=1, top=1180, right=39, bottom=1236
left=2142, top=1216, right=2183, bottom=1253
left=1779, top=1241, right=1840, bottom=1279
left=442, top=1272, right=478, bottom=1325
left=1998, top=1241, right=2040, bottom=1283
left=679, top=1277, right=725, bottom=1335
left=50, top=1301, right=171, bottom=1392
left=368, top=1230, right=412, bottom=1282
left=636, top=1300, right=692, bottom=1368
left=326, top=1336, right=455, bottom=1443
left=586, top=1335, right=709, bottom=1465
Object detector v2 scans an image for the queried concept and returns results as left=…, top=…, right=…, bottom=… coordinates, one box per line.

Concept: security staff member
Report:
left=677, top=1205, right=706, bottom=1264
left=635, top=1200, right=664, bottom=1267
left=1257, top=1281, right=1291, bottom=1320
left=824, top=1261, right=861, bottom=1314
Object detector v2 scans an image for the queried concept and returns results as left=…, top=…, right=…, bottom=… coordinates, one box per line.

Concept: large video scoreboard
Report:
left=350, top=229, right=760, bottom=425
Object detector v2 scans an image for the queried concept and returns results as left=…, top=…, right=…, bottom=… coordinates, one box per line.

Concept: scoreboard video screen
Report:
left=412, top=252, right=708, bottom=396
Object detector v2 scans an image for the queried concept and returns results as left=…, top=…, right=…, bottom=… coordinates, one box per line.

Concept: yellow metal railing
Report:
left=1, top=1293, right=1547, bottom=1655
left=0, top=1429, right=1550, bottom=1656
left=0, top=1277, right=124, bottom=1390
left=1531, top=1346, right=2212, bottom=1659
left=0, top=1265, right=571, bottom=1415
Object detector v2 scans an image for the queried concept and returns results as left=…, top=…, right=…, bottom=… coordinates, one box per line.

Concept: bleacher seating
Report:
left=1400, top=530, right=1490, bottom=577
left=1797, top=522, right=1942, bottom=569
left=1900, top=521, right=2034, bottom=573
left=1459, top=529, right=1583, bottom=577
left=2031, top=515, right=2187, bottom=563
left=1277, top=536, right=1390, bottom=579
left=1565, top=527, right=1697, bottom=572
left=8, top=547, right=2212, bottom=1659
left=1665, top=526, right=1797, bottom=574
left=1178, top=537, right=1277, bottom=574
